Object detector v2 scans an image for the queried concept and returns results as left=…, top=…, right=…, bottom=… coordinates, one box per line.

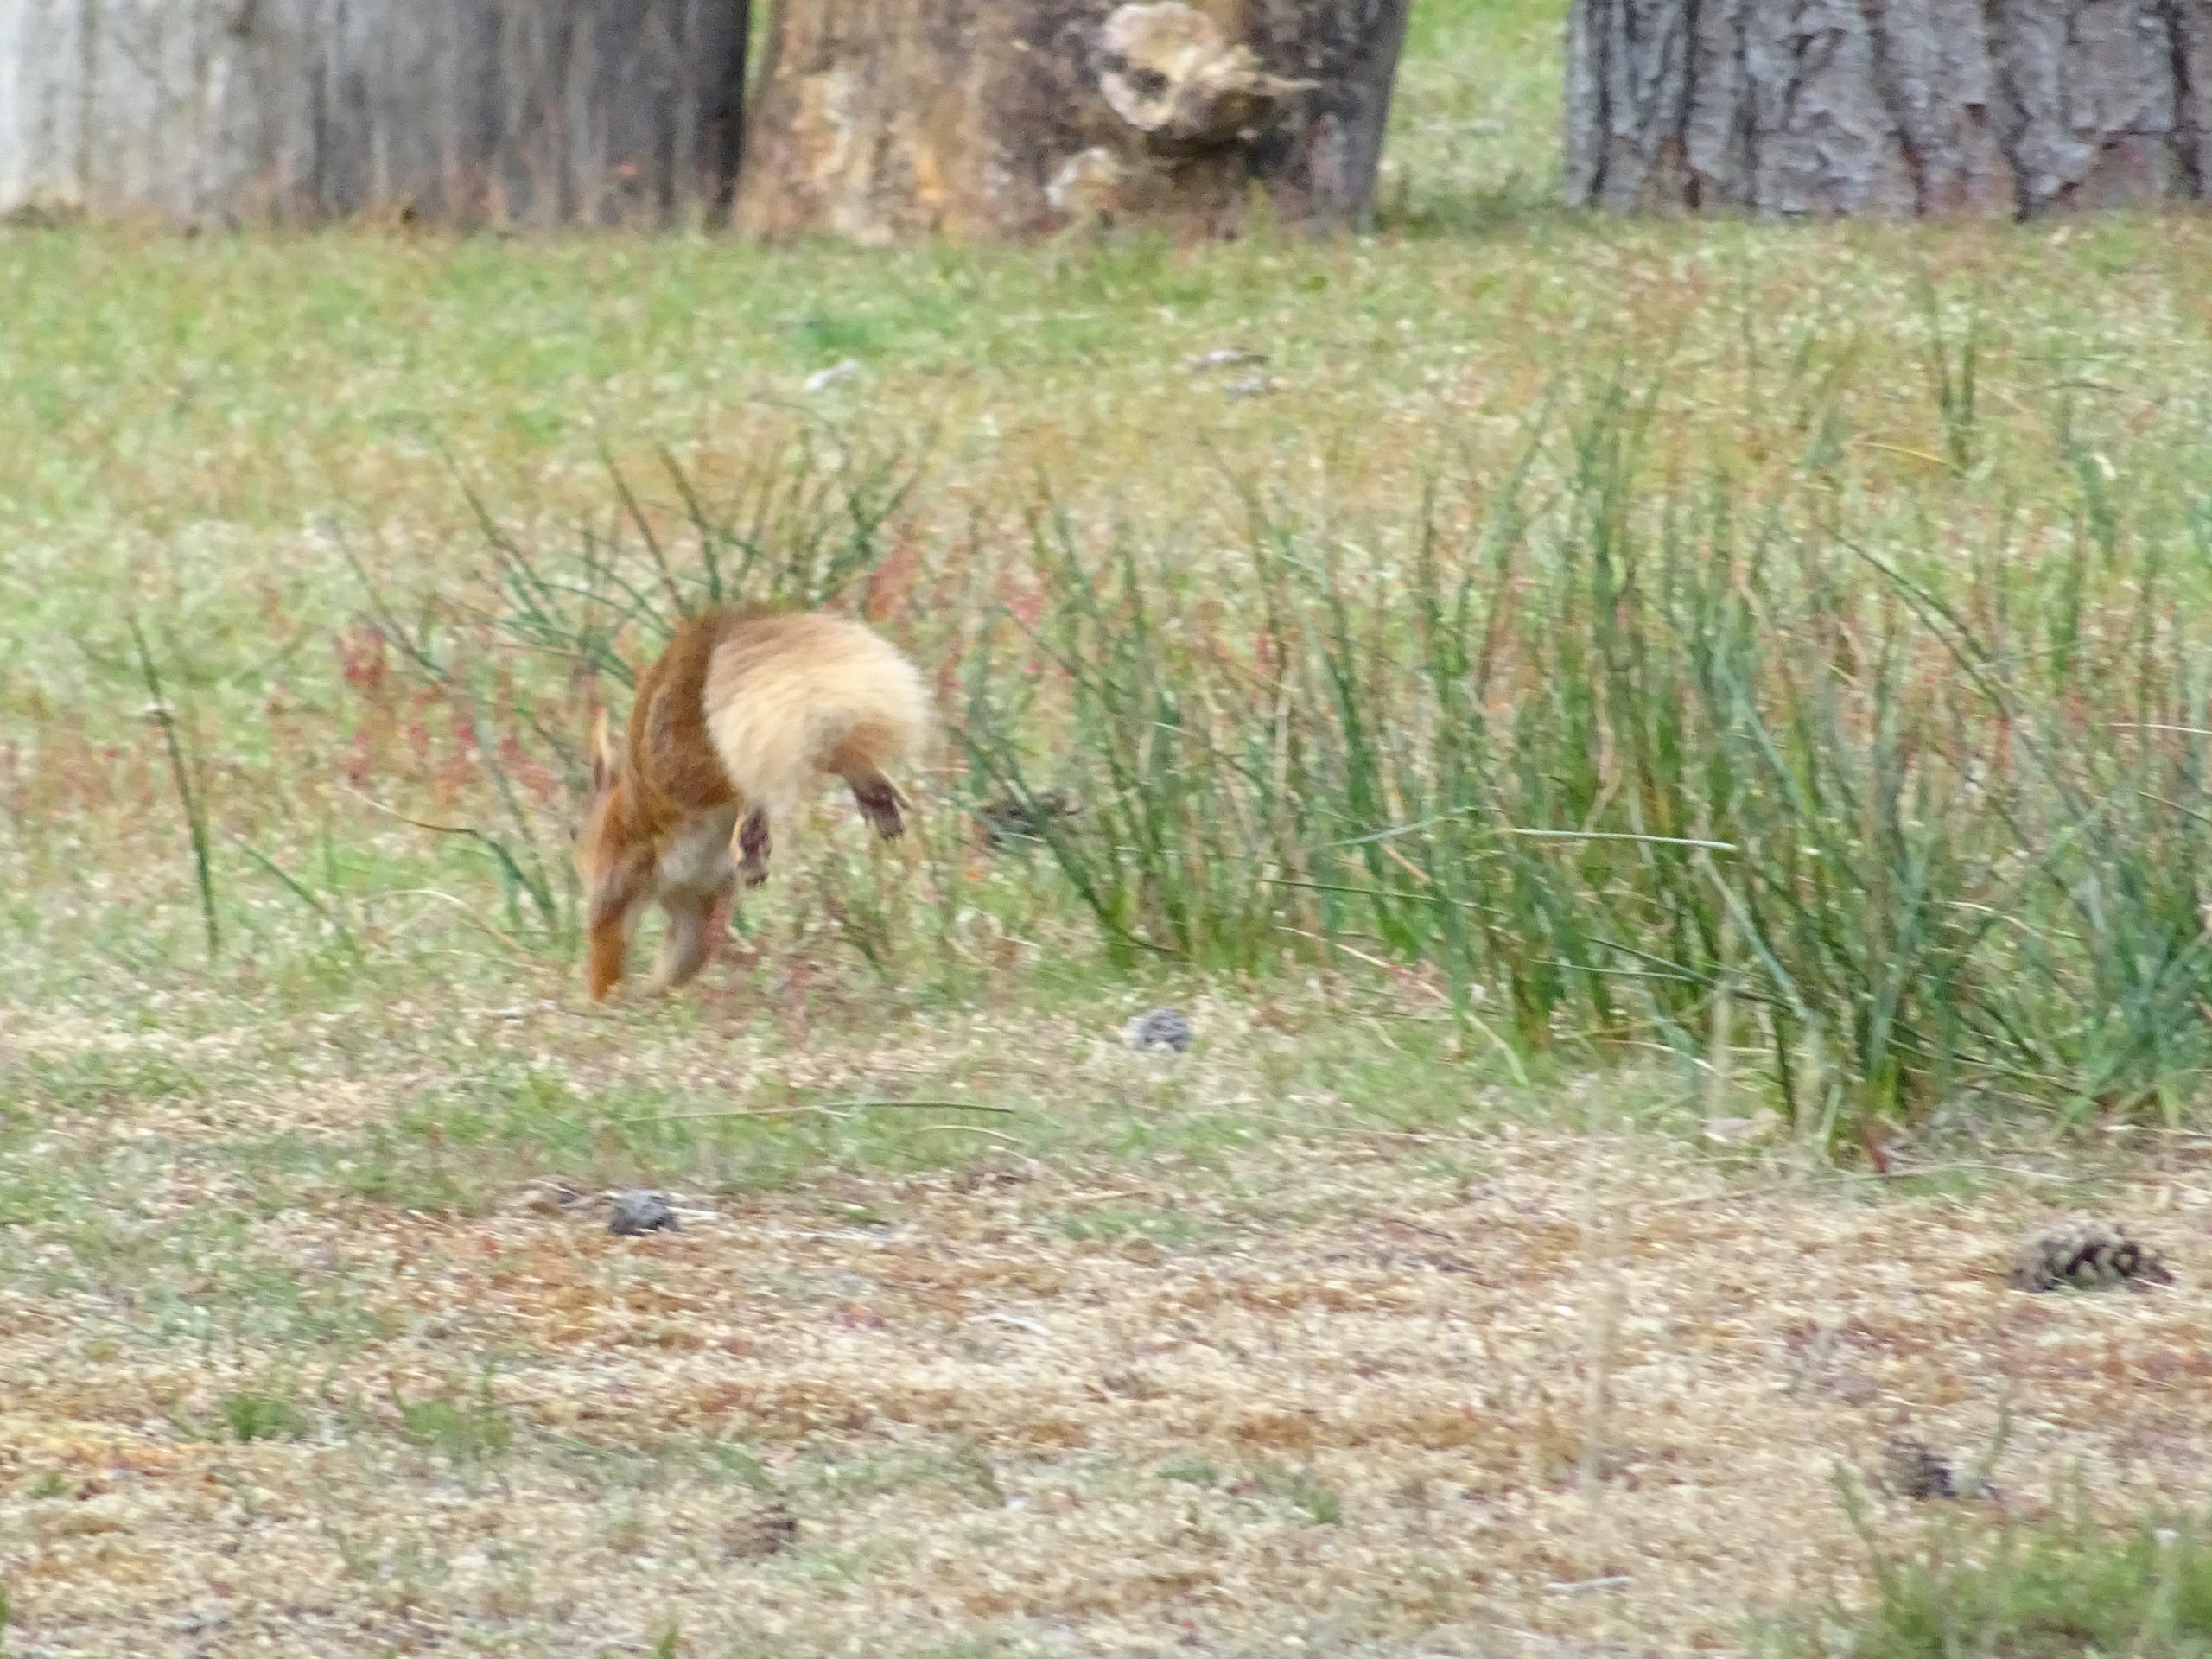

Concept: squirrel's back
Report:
left=701, top=610, right=929, bottom=824
left=620, top=613, right=738, bottom=829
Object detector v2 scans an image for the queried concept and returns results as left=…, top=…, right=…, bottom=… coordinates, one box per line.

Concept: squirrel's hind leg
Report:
left=842, top=771, right=907, bottom=839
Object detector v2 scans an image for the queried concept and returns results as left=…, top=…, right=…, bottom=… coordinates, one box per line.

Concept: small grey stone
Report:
left=608, top=1189, right=679, bottom=1236
left=1187, top=347, right=1268, bottom=372
left=803, top=358, right=863, bottom=392
left=1123, top=1007, right=1193, bottom=1053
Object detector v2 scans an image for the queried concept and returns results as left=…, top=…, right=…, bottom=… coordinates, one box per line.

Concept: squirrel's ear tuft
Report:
left=589, top=709, right=623, bottom=795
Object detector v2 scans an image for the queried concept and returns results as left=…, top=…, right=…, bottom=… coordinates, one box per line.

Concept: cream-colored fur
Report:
left=702, top=612, right=931, bottom=835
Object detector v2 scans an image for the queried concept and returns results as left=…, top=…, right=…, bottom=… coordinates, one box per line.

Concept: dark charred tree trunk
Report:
left=734, top=0, right=1411, bottom=242
left=1566, top=0, right=2210, bottom=218
left=0, top=0, right=749, bottom=226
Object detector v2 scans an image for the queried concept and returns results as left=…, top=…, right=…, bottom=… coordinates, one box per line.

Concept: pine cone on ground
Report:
left=2009, top=1221, right=2171, bottom=1292
left=1877, top=1436, right=1996, bottom=1502
left=1123, top=1007, right=1194, bottom=1053
left=976, top=788, right=1084, bottom=850
left=1879, top=1437, right=1958, bottom=1500
left=728, top=1501, right=798, bottom=1560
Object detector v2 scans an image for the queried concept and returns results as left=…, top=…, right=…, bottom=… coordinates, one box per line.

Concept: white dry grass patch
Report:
left=2, top=1045, right=2209, bottom=1656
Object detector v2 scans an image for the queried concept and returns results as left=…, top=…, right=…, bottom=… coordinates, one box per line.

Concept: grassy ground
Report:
left=6, top=1, right=2212, bottom=1652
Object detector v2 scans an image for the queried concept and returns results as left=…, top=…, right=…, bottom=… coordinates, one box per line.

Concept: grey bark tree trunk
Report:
left=1566, top=0, right=2210, bottom=217
left=0, top=0, right=748, bottom=226
left=734, top=0, right=1411, bottom=242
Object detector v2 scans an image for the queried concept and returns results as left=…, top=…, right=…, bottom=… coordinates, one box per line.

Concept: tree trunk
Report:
left=734, top=0, right=1410, bottom=242
left=1566, top=0, right=2210, bottom=218
left=0, top=0, right=748, bottom=226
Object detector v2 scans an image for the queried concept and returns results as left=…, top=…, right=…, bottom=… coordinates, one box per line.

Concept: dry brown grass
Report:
left=4, top=986, right=2211, bottom=1655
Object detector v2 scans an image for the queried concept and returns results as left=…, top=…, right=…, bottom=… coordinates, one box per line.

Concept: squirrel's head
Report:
left=571, top=707, right=627, bottom=886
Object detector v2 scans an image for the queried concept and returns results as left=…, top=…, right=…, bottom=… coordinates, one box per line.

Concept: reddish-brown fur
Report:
left=574, top=607, right=927, bottom=1001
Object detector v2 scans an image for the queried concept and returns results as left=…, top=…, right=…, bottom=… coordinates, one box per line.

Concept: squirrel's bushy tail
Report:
left=702, top=612, right=929, bottom=830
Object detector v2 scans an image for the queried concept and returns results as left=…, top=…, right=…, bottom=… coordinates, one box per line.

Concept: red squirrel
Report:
left=574, top=607, right=928, bottom=1000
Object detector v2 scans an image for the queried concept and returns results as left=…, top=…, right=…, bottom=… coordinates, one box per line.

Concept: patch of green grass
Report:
left=1785, top=1494, right=2212, bottom=1659
left=219, top=1386, right=310, bottom=1443
left=541, top=1433, right=781, bottom=1497
left=701, top=1441, right=780, bottom=1494
left=1245, top=1463, right=1344, bottom=1526
left=14, top=1048, right=208, bottom=1114
left=961, top=326, right=2212, bottom=1141
left=1387, top=0, right=1567, bottom=230
left=18, top=1192, right=394, bottom=1356
left=1056, top=1205, right=1198, bottom=1245
left=325, top=1526, right=454, bottom=1607
left=390, top=1374, right=514, bottom=1468
left=798, top=1441, right=1007, bottom=1511
left=15, top=205, right=2212, bottom=1147
left=220, top=968, right=1529, bottom=1215
left=1155, top=1454, right=1222, bottom=1488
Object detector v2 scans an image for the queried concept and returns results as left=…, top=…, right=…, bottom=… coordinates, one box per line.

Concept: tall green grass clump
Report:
left=359, top=306, right=2212, bottom=1147
left=961, top=354, right=2212, bottom=1142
